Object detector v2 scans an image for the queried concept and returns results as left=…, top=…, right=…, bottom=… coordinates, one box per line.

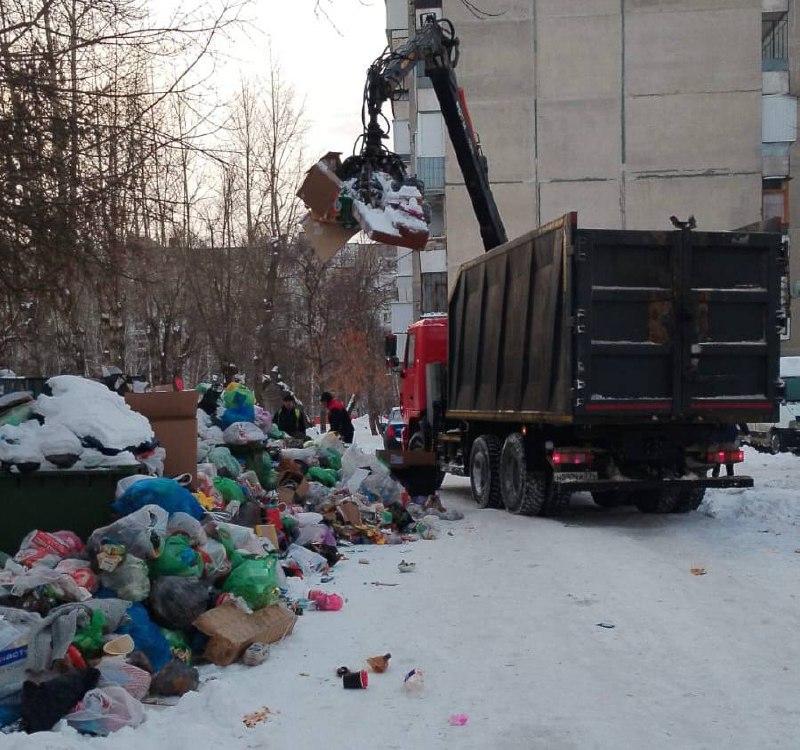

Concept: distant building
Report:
left=385, top=0, right=798, bottom=351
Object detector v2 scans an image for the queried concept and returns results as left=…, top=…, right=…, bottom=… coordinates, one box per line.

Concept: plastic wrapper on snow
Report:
left=35, top=376, right=154, bottom=453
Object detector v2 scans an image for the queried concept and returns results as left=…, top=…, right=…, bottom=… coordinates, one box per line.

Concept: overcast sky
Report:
left=194, top=0, right=388, bottom=164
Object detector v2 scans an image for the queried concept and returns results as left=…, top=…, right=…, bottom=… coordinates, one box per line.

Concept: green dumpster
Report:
left=0, top=467, right=143, bottom=554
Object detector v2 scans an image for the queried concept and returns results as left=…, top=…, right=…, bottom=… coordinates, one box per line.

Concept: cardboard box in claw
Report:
left=297, top=153, right=358, bottom=262
left=297, top=152, right=430, bottom=260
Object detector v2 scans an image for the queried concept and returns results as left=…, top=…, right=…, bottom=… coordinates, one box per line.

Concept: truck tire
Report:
left=672, top=488, right=706, bottom=514
left=500, top=433, right=548, bottom=516
left=470, top=435, right=502, bottom=509
left=633, top=488, right=680, bottom=514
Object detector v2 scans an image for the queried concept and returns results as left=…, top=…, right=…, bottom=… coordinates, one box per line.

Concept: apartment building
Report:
left=384, top=0, right=798, bottom=350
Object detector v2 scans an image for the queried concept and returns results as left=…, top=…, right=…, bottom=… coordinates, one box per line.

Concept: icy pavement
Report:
left=7, top=441, right=800, bottom=749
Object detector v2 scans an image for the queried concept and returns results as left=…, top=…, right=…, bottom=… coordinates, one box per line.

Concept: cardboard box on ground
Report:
left=193, top=603, right=297, bottom=667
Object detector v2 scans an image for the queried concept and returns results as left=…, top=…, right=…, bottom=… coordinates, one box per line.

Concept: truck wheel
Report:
left=633, top=488, right=680, bottom=514
left=470, top=435, right=502, bottom=508
left=672, top=488, right=706, bottom=513
left=591, top=491, right=626, bottom=508
left=500, top=433, right=547, bottom=516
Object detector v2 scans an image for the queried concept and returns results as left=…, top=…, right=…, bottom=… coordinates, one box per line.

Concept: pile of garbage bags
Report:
left=0, top=380, right=461, bottom=737
left=0, top=376, right=159, bottom=473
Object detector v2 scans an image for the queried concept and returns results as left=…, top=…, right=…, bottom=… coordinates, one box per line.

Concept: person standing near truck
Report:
left=320, top=391, right=354, bottom=444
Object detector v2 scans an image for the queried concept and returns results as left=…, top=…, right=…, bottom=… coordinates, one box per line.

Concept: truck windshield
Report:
left=404, top=333, right=415, bottom=368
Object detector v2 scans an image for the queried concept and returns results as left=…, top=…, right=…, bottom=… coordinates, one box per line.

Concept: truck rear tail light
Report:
left=551, top=449, right=593, bottom=467
left=706, top=449, right=744, bottom=464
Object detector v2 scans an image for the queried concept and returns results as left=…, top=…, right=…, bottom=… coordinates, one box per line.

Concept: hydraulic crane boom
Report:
left=339, top=17, right=508, bottom=253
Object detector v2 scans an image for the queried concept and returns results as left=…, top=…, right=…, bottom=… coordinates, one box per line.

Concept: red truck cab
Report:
left=400, top=315, right=448, bottom=443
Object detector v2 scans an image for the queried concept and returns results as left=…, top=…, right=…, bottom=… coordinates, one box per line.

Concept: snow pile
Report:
left=0, top=376, right=153, bottom=472
left=35, top=375, right=154, bottom=451
left=701, top=449, right=800, bottom=525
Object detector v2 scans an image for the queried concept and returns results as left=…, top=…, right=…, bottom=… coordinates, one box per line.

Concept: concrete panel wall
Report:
left=441, top=0, right=764, bottom=279
left=625, top=172, right=762, bottom=230
left=539, top=180, right=622, bottom=228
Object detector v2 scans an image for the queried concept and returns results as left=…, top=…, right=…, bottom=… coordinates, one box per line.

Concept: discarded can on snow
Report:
left=342, top=669, right=369, bottom=689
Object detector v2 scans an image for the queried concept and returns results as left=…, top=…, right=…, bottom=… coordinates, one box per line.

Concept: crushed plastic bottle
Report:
left=403, top=668, right=425, bottom=695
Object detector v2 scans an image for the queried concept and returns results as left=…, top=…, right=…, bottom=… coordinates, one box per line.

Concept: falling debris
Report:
left=690, top=567, right=708, bottom=576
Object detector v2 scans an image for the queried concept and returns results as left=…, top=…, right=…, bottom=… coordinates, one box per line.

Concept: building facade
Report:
left=384, top=0, right=798, bottom=351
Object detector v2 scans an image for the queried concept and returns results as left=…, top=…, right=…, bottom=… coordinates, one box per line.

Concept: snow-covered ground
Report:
left=7, top=434, right=800, bottom=749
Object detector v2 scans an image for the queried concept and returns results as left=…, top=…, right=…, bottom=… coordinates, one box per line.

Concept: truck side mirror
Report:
left=384, top=334, right=397, bottom=359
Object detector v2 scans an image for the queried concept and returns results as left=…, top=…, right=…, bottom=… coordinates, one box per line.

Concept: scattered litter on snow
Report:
left=690, top=567, right=707, bottom=576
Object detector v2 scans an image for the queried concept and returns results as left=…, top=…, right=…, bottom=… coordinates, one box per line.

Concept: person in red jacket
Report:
left=320, top=391, right=354, bottom=444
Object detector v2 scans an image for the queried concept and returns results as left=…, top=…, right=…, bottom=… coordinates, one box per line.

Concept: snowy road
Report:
left=9, top=447, right=800, bottom=750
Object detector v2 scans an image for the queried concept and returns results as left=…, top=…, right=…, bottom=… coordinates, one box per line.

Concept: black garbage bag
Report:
left=148, top=576, right=210, bottom=630
left=21, top=668, right=100, bottom=733
left=150, top=659, right=199, bottom=697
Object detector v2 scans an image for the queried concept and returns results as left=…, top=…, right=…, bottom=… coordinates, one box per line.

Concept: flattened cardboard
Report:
left=126, top=391, right=198, bottom=484
left=193, top=604, right=297, bottom=667
left=300, top=213, right=356, bottom=263
left=254, top=524, right=279, bottom=548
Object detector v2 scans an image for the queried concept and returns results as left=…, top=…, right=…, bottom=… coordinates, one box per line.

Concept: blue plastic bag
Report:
left=112, top=478, right=205, bottom=521
left=116, top=603, right=172, bottom=673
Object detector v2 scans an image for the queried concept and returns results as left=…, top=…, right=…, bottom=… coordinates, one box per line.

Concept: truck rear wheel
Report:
left=500, top=433, right=548, bottom=516
left=633, top=488, right=680, bottom=514
left=671, top=488, right=706, bottom=513
left=470, top=435, right=502, bottom=508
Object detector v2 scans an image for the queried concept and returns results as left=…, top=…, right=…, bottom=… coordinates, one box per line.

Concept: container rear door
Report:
left=683, top=231, right=780, bottom=420
left=575, top=229, right=781, bottom=422
left=574, top=230, right=681, bottom=418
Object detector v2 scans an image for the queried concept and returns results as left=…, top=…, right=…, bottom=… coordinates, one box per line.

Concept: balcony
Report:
left=416, top=156, right=445, bottom=194
left=762, top=13, right=789, bottom=71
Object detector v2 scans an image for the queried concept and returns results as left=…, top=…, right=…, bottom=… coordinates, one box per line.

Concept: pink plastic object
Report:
left=448, top=714, right=469, bottom=726
left=307, top=590, right=344, bottom=612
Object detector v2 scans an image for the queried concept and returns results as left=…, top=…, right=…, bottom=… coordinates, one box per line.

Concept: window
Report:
left=421, top=272, right=448, bottom=314
left=763, top=179, right=790, bottom=231
left=427, top=195, right=445, bottom=238
left=404, top=332, right=416, bottom=367
left=762, top=13, right=789, bottom=70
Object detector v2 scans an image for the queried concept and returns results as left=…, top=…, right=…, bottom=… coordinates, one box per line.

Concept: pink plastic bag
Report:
left=308, top=590, right=343, bottom=611
left=96, top=657, right=152, bottom=700
left=66, top=686, right=145, bottom=735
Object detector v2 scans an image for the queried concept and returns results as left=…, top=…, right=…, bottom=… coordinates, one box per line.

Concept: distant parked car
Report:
left=383, top=406, right=406, bottom=450
left=745, top=357, right=800, bottom=454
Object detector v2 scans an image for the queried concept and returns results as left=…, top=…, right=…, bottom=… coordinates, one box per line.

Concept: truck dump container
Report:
left=448, top=214, right=782, bottom=426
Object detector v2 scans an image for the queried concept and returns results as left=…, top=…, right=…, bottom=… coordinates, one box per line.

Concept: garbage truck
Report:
left=386, top=213, right=783, bottom=515
left=308, top=16, right=784, bottom=514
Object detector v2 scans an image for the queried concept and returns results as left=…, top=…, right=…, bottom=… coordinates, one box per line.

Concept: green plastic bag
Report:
left=268, top=423, right=285, bottom=440
left=208, top=447, right=242, bottom=478
left=307, top=466, right=338, bottom=488
left=213, top=476, right=245, bottom=505
left=72, top=609, right=106, bottom=658
left=149, top=536, right=203, bottom=578
left=255, top=453, right=276, bottom=490
left=222, top=383, right=255, bottom=409
left=160, top=627, right=193, bottom=664
left=222, top=556, right=279, bottom=610
left=321, top=449, right=342, bottom=471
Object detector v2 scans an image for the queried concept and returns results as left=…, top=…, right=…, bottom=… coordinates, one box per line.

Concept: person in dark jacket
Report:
left=320, top=391, right=354, bottom=444
left=274, top=394, right=309, bottom=439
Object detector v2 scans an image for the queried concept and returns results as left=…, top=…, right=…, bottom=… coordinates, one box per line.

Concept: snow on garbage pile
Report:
left=35, top=376, right=154, bottom=452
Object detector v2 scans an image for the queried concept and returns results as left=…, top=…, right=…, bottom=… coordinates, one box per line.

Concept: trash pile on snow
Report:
left=0, top=378, right=461, bottom=737
left=0, top=376, right=156, bottom=473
